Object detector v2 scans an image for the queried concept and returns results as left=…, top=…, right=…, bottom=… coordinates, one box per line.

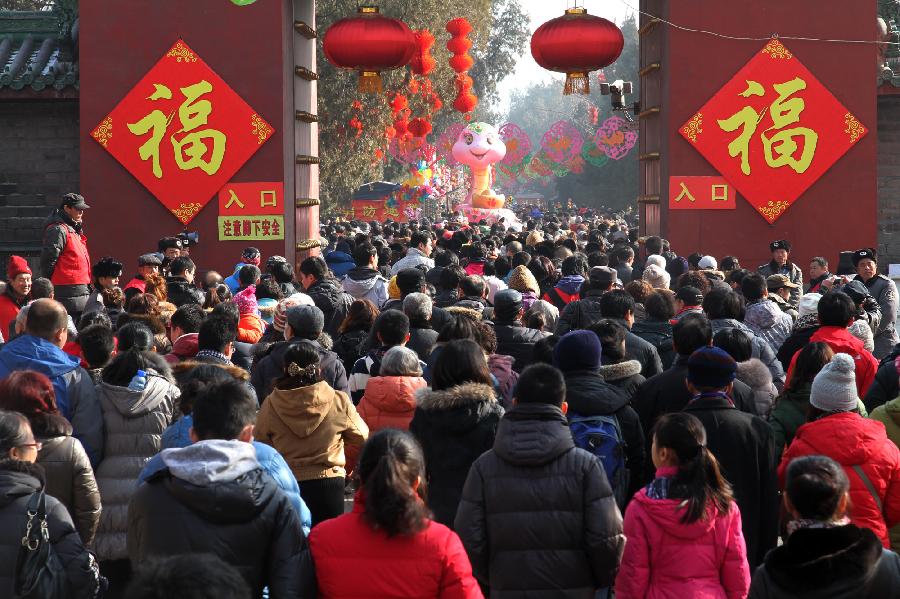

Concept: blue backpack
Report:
left=569, top=413, right=629, bottom=507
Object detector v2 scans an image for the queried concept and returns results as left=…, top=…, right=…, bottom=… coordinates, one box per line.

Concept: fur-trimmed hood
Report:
left=172, top=360, right=251, bottom=383
left=761, top=524, right=884, bottom=595
left=736, top=358, right=774, bottom=390
left=598, top=359, right=642, bottom=382
left=416, top=382, right=497, bottom=411
left=444, top=306, right=483, bottom=321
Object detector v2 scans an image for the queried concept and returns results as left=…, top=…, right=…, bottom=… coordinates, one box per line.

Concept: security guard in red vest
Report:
left=40, top=193, right=92, bottom=319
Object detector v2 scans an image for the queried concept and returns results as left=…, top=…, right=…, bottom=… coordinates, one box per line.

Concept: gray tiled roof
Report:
left=0, top=11, right=77, bottom=92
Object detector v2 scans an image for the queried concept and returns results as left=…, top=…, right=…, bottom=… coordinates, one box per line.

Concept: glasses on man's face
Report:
left=19, top=441, right=42, bottom=452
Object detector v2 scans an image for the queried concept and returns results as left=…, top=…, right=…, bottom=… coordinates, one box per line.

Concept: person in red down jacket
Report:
left=164, top=304, right=205, bottom=365
left=233, top=285, right=264, bottom=344
left=357, top=346, right=426, bottom=433
left=785, top=291, right=878, bottom=399
left=616, top=411, right=750, bottom=599
left=309, top=429, right=482, bottom=599
left=779, top=352, right=900, bottom=548
left=0, top=255, right=32, bottom=335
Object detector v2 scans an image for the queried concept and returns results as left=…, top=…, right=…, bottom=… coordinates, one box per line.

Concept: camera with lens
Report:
left=176, top=232, right=200, bottom=247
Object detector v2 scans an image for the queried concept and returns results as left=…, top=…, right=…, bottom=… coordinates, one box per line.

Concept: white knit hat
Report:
left=798, top=293, right=822, bottom=318
left=810, top=353, right=859, bottom=412
left=645, top=254, right=666, bottom=268
left=848, top=320, right=875, bottom=353
left=274, top=292, right=315, bottom=333
left=698, top=255, right=718, bottom=270
left=642, top=264, right=671, bottom=290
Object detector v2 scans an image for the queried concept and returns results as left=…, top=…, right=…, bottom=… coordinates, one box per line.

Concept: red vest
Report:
left=50, top=224, right=91, bottom=286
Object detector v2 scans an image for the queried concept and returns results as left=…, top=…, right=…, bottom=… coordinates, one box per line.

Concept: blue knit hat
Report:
left=553, top=330, right=601, bottom=372
left=687, top=346, right=737, bottom=388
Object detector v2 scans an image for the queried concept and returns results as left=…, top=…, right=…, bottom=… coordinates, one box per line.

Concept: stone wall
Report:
left=0, top=100, right=80, bottom=275
left=878, top=96, right=900, bottom=269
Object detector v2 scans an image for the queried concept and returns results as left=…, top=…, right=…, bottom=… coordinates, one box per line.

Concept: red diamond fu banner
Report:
left=679, top=39, right=866, bottom=223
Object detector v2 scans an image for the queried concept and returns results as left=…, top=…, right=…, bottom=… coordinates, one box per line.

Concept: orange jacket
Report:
left=236, top=313, right=265, bottom=344
left=358, top=375, right=427, bottom=433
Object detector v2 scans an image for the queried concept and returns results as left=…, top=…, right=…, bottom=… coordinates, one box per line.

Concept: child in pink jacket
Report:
left=615, top=412, right=751, bottom=599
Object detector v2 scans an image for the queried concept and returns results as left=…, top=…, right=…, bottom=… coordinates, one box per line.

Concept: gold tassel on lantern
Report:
left=564, top=71, right=590, bottom=95
left=358, top=70, right=383, bottom=93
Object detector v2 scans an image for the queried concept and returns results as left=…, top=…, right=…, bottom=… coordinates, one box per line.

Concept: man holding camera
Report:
left=757, top=239, right=802, bottom=309
left=40, top=193, right=92, bottom=320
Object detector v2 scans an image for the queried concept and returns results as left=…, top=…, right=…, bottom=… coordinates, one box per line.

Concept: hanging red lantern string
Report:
left=446, top=17, right=478, bottom=119
left=411, top=29, right=437, bottom=76
left=409, top=117, right=433, bottom=138
left=531, top=7, right=624, bottom=95
left=323, top=6, right=416, bottom=93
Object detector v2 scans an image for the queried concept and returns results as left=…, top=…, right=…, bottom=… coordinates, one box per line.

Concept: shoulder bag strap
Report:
left=852, top=464, right=883, bottom=514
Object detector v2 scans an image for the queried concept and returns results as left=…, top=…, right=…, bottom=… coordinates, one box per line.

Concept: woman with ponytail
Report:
left=255, top=341, right=368, bottom=526
left=309, top=429, right=482, bottom=598
left=615, top=412, right=750, bottom=599
left=93, top=322, right=179, bottom=581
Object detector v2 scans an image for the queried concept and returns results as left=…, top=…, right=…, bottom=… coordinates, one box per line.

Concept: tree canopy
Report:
left=315, top=0, right=528, bottom=214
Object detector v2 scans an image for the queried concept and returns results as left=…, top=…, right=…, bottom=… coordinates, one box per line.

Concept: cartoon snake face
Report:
left=451, top=122, right=507, bottom=167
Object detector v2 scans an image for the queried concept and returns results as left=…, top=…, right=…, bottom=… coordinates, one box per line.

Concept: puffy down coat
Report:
left=310, top=501, right=482, bottom=599
left=93, top=370, right=179, bottom=560
left=616, top=477, right=750, bottom=599
left=779, top=411, right=900, bottom=547
left=358, top=375, right=426, bottom=433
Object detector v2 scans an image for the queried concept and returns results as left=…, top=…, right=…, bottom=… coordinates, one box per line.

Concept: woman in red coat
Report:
left=779, top=353, right=900, bottom=547
left=309, top=429, right=482, bottom=599
left=0, top=256, right=31, bottom=336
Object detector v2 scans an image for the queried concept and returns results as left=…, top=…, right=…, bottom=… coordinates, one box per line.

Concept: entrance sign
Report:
left=668, top=176, right=736, bottom=210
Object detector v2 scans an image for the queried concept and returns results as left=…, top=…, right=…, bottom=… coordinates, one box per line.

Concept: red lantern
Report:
left=323, top=6, right=416, bottom=93
left=531, top=7, right=624, bottom=95
left=408, top=117, right=433, bottom=138
left=411, top=29, right=437, bottom=76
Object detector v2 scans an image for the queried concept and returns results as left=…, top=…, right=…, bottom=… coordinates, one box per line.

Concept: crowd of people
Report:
left=0, top=192, right=899, bottom=598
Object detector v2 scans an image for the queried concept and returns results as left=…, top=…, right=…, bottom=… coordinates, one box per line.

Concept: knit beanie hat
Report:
left=810, top=353, right=859, bottom=412
left=242, top=247, right=261, bottom=266
left=687, top=346, right=737, bottom=389
left=645, top=254, right=666, bottom=268
left=507, top=265, right=539, bottom=295
left=698, top=255, right=718, bottom=270
left=798, top=293, right=822, bottom=318
left=233, top=285, right=259, bottom=315
left=285, top=305, right=325, bottom=338
left=396, top=268, right=426, bottom=294
left=7, top=255, right=31, bottom=280
left=388, top=275, right=401, bottom=300
left=642, top=264, right=671, bottom=290
left=553, top=330, right=602, bottom=372
left=848, top=320, right=875, bottom=353
left=274, top=292, right=315, bottom=333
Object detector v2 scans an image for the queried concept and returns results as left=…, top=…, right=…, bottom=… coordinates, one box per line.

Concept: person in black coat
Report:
left=251, top=305, right=348, bottom=401
left=297, top=256, right=350, bottom=337
left=127, top=379, right=314, bottom=598
left=631, top=291, right=676, bottom=370
left=863, top=343, right=900, bottom=412
left=491, top=289, right=547, bottom=373
left=403, top=292, right=439, bottom=362
left=0, top=412, right=99, bottom=599
left=455, top=364, right=625, bottom=597
left=409, top=340, right=504, bottom=528
left=165, top=257, right=204, bottom=307
left=598, top=290, right=663, bottom=378
left=633, top=314, right=759, bottom=436
left=682, top=346, right=778, bottom=570
left=554, top=330, right=645, bottom=500
left=749, top=455, right=900, bottom=599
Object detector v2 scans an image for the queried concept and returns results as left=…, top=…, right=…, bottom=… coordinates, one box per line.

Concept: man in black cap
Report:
left=849, top=248, right=898, bottom=358
left=40, top=193, right=93, bottom=319
left=493, top=289, right=548, bottom=373
left=555, top=266, right=617, bottom=335
left=83, top=257, right=123, bottom=316
left=757, top=240, right=802, bottom=308
left=123, top=253, right=163, bottom=303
